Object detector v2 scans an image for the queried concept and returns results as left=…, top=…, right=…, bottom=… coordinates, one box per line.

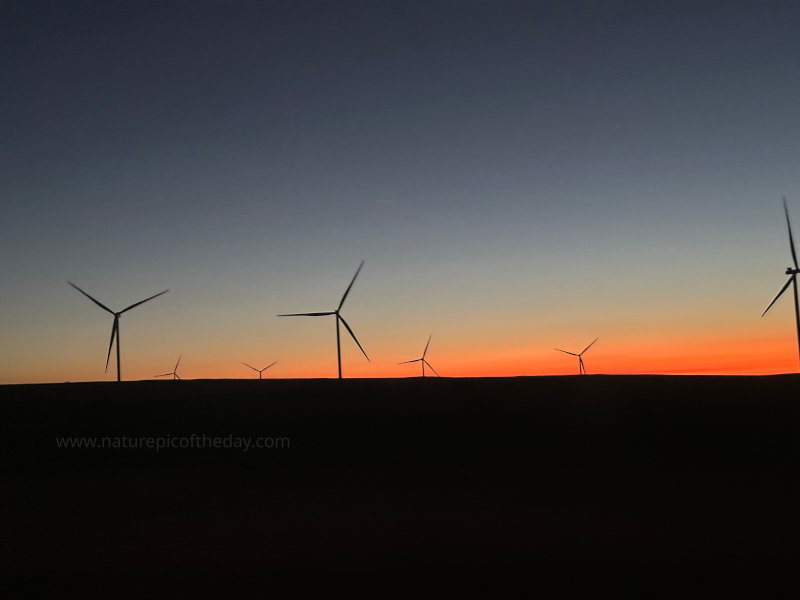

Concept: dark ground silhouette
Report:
left=3, top=376, right=799, bottom=594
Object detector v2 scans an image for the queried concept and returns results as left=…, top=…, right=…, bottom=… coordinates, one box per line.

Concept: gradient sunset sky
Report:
left=3, top=0, right=800, bottom=383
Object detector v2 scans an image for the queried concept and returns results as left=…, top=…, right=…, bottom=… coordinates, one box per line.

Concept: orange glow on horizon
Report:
left=6, top=333, right=794, bottom=384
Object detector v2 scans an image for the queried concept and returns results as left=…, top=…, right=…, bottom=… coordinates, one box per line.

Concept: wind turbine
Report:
left=68, top=282, right=169, bottom=382
left=398, top=335, right=440, bottom=377
left=155, top=355, right=182, bottom=380
left=278, top=261, right=370, bottom=379
left=762, top=197, right=800, bottom=367
left=242, top=361, right=277, bottom=380
left=555, top=337, right=599, bottom=375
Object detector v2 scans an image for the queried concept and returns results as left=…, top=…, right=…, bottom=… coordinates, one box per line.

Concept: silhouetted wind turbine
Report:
left=155, top=355, right=182, bottom=380
left=555, top=337, right=599, bottom=375
left=762, top=197, right=800, bottom=367
left=278, top=261, right=370, bottom=379
left=68, top=282, right=169, bottom=382
left=243, top=361, right=277, bottom=380
left=399, top=335, right=440, bottom=377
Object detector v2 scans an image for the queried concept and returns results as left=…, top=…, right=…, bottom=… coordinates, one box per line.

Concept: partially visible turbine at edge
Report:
left=762, top=197, right=800, bottom=369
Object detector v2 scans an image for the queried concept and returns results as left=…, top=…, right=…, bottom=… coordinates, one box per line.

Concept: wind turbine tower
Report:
left=555, top=337, right=599, bottom=375
left=243, top=361, right=277, bottom=380
left=398, top=335, right=440, bottom=377
left=155, top=355, right=182, bottom=380
left=278, top=261, right=370, bottom=379
left=69, top=282, right=168, bottom=382
left=762, top=197, right=800, bottom=367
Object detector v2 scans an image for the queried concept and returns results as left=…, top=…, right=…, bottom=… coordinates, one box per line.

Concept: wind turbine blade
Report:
left=423, top=335, right=432, bottom=358
left=105, top=318, right=118, bottom=372
left=242, top=362, right=259, bottom=371
left=423, top=359, right=441, bottom=377
left=68, top=282, right=114, bottom=314
left=175, top=373, right=181, bottom=380
left=277, top=312, right=335, bottom=317
left=120, top=289, right=169, bottom=313
left=263, top=361, right=278, bottom=371
left=581, top=337, right=599, bottom=355
left=338, top=315, right=370, bottom=362
left=398, top=359, right=422, bottom=364
left=154, top=373, right=171, bottom=378
left=762, top=277, right=794, bottom=317
left=579, top=356, right=585, bottom=374
left=785, top=197, right=799, bottom=270
left=555, top=348, right=578, bottom=356
left=338, top=260, right=365, bottom=310
left=174, top=354, right=182, bottom=371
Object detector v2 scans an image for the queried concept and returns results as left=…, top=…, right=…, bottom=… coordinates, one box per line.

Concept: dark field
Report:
left=3, top=376, right=800, bottom=594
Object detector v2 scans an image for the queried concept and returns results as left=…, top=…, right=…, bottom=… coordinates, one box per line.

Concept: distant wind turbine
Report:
left=555, top=338, right=599, bottom=375
left=762, top=197, right=800, bottom=367
left=399, top=335, right=440, bottom=377
left=69, top=282, right=168, bottom=382
left=155, top=355, right=182, bottom=380
left=242, top=361, right=277, bottom=380
left=278, top=261, right=370, bottom=379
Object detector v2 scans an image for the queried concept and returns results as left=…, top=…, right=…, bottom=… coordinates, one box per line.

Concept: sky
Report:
left=3, top=0, right=800, bottom=383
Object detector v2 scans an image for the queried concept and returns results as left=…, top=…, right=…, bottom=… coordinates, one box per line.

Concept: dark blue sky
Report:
left=3, top=1, right=800, bottom=381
